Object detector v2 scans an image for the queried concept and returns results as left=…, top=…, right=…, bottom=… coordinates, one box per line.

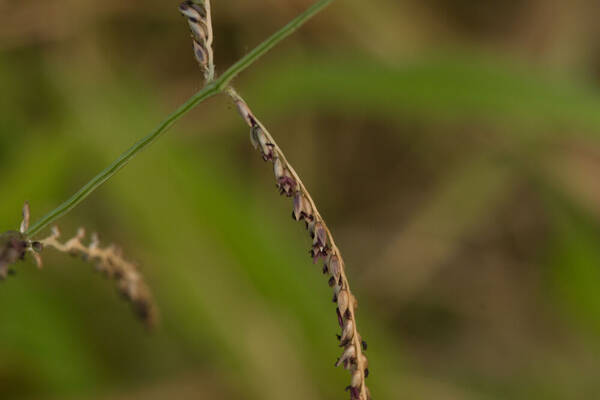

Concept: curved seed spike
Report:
left=227, top=86, right=371, bottom=397
left=40, top=227, right=158, bottom=328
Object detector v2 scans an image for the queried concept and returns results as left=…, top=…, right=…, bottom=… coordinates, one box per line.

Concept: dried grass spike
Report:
left=40, top=226, right=158, bottom=328
left=226, top=87, right=371, bottom=399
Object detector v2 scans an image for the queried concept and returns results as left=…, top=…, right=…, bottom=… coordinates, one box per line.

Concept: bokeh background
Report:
left=2, top=0, right=600, bottom=399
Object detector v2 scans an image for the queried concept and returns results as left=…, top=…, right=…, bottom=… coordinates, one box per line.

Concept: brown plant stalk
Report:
left=179, top=2, right=370, bottom=398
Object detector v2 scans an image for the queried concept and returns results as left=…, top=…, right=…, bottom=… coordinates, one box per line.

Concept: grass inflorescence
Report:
left=228, top=89, right=371, bottom=400
left=2, top=0, right=372, bottom=397
left=1, top=203, right=157, bottom=328
left=179, top=1, right=370, bottom=398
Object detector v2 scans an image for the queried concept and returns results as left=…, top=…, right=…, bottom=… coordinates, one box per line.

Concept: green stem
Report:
left=215, top=0, right=334, bottom=91
left=26, top=0, right=334, bottom=237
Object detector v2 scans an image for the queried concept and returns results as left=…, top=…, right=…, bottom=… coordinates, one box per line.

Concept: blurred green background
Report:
left=2, top=0, right=600, bottom=399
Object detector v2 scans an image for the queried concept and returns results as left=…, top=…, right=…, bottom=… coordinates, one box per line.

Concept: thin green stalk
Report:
left=215, top=0, right=334, bottom=91
left=26, top=0, right=334, bottom=237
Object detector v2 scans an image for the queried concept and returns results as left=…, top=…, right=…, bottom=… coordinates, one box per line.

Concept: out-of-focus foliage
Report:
left=2, top=0, right=600, bottom=399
